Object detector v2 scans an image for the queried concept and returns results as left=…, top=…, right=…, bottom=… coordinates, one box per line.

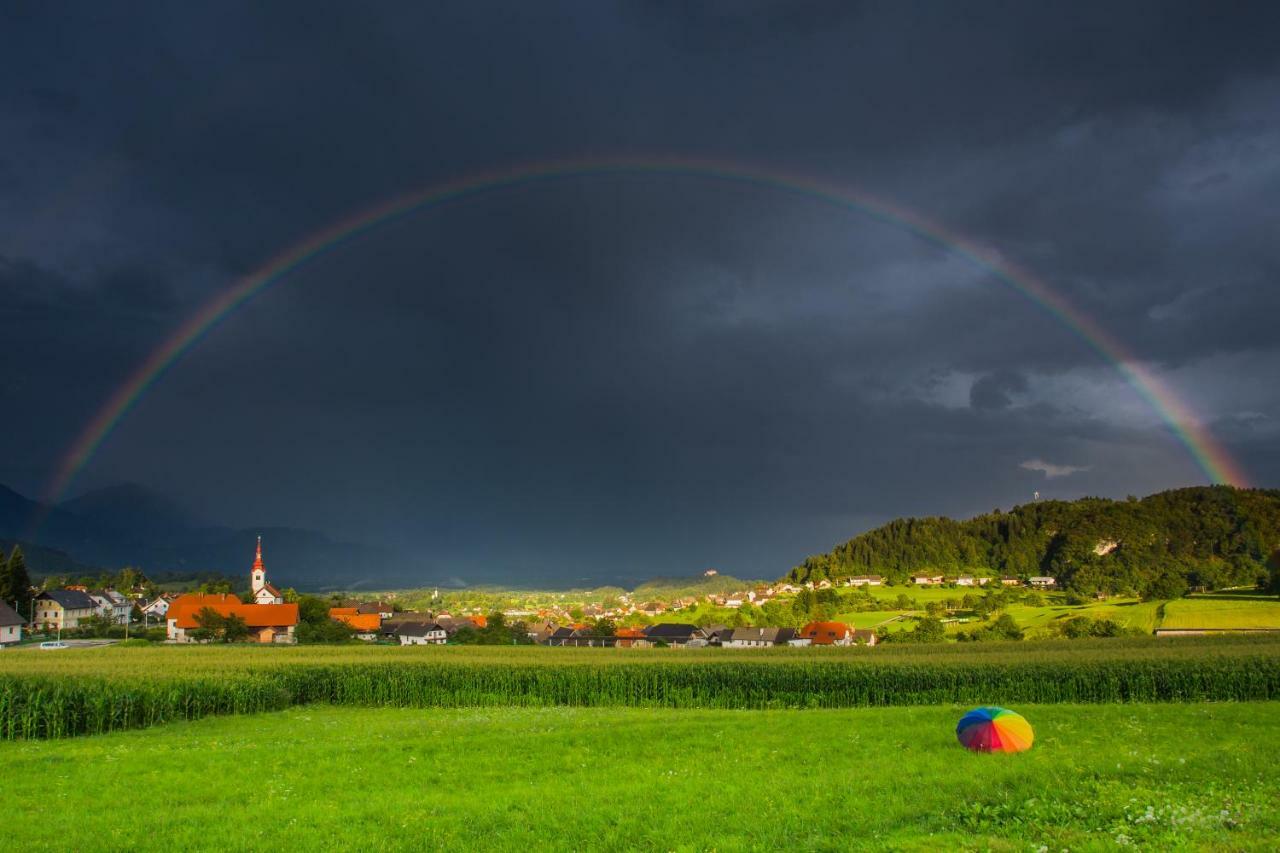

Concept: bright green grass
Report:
left=1, top=703, right=1276, bottom=851
left=832, top=609, right=904, bottom=628
left=1162, top=596, right=1280, bottom=630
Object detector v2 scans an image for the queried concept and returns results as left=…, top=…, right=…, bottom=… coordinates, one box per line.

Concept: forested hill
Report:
left=787, top=487, right=1280, bottom=597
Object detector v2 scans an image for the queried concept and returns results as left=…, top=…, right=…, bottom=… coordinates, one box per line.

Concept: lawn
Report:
left=1161, top=595, right=1280, bottom=630
left=1, top=702, right=1277, bottom=851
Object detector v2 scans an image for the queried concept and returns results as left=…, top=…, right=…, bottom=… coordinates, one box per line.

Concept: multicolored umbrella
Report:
left=956, top=706, right=1034, bottom=753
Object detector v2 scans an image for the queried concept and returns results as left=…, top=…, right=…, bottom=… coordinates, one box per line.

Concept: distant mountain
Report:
left=787, top=486, right=1280, bottom=598
left=632, top=574, right=762, bottom=599
left=59, top=483, right=201, bottom=545
left=0, top=481, right=418, bottom=589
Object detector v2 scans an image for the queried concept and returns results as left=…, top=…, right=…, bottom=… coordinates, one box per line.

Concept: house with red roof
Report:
left=329, top=607, right=381, bottom=640
left=167, top=594, right=298, bottom=643
left=792, top=621, right=877, bottom=647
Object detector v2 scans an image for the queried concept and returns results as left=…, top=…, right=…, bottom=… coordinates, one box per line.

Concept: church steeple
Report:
left=251, top=536, right=266, bottom=594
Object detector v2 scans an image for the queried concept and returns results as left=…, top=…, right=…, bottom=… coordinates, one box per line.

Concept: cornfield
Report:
left=1, top=636, right=1278, bottom=739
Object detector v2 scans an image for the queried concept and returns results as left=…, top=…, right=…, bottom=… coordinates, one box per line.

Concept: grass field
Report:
left=3, top=637, right=1279, bottom=739
left=2, top=702, right=1276, bottom=851
left=1162, top=595, right=1280, bottom=630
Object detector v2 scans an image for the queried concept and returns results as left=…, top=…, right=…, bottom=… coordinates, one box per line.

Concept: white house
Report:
left=848, top=575, right=884, bottom=587
left=395, top=621, right=447, bottom=645
left=90, top=590, right=132, bottom=624
left=142, top=594, right=176, bottom=619
left=956, top=576, right=976, bottom=587
left=912, top=575, right=944, bottom=586
left=0, top=601, right=24, bottom=645
left=1029, top=576, right=1057, bottom=588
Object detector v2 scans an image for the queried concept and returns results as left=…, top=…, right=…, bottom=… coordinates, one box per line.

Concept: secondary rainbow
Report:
left=44, top=156, right=1250, bottom=506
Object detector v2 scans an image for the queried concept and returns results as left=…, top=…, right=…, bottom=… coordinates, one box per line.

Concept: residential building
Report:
left=912, top=575, right=944, bottom=586
left=722, top=627, right=797, bottom=648
left=1001, top=577, right=1021, bottom=586
left=848, top=575, right=884, bottom=586
left=1029, top=577, right=1058, bottom=588
left=33, top=589, right=97, bottom=631
left=795, top=621, right=856, bottom=646
left=395, top=621, right=447, bottom=645
left=0, top=601, right=23, bottom=645
left=89, top=590, right=132, bottom=623
left=956, top=576, right=976, bottom=587
left=142, top=594, right=177, bottom=620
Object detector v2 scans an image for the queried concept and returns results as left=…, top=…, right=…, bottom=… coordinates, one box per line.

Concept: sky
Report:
left=2, top=1, right=1278, bottom=585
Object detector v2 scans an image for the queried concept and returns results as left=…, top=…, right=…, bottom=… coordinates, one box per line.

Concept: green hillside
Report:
left=787, top=486, right=1280, bottom=597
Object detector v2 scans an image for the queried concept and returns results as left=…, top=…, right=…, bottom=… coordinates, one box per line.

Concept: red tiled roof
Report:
left=329, top=607, right=359, bottom=617
left=169, top=594, right=298, bottom=629
left=799, top=621, right=851, bottom=645
left=333, top=613, right=380, bottom=631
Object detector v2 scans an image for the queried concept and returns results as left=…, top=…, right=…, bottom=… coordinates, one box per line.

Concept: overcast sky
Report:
left=2, top=1, right=1277, bottom=584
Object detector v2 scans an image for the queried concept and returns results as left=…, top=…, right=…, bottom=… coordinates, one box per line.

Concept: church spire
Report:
left=252, top=535, right=265, bottom=593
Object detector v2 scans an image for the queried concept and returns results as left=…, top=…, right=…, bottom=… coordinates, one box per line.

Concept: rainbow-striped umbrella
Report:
left=956, top=706, right=1034, bottom=753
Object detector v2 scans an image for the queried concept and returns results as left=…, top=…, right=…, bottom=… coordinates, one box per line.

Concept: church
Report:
left=251, top=536, right=284, bottom=604
left=165, top=537, right=296, bottom=643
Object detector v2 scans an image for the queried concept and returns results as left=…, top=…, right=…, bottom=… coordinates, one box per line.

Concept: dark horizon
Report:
left=3, top=2, right=1279, bottom=585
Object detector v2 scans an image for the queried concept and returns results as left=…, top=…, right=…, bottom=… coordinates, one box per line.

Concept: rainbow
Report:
left=43, top=156, right=1249, bottom=508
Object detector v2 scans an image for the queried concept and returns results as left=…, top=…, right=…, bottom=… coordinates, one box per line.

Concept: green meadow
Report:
left=2, top=702, right=1277, bottom=851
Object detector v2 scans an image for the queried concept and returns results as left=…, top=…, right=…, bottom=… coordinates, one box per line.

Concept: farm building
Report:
left=642, top=624, right=707, bottom=646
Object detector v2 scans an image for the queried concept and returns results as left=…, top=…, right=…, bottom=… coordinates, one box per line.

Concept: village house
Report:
left=776, top=584, right=800, bottom=594
left=848, top=575, right=884, bottom=587
left=642, top=623, right=707, bottom=647
left=89, top=589, right=132, bottom=623
left=394, top=620, right=447, bottom=645
left=1001, top=577, right=1021, bottom=586
left=33, top=589, right=98, bottom=631
left=792, top=621, right=876, bottom=647
left=1029, top=576, right=1058, bottom=588
left=0, top=601, right=24, bottom=645
left=329, top=608, right=381, bottom=640
left=912, top=575, right=944, bottom=586
left=722, top=627, right=797, bottom=648
left=955, top=576, right=977, bottom=587
left=142, top=593, right=178, bottom=620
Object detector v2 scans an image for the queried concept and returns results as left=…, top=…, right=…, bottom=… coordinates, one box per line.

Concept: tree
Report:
left=1, top=546, right=34, bottom=618
left=190, top=607, right=224, bottom=642
left=222, top=613, right=251, bottom=642
left=296, top=595, right=332, bottom=626
left=592, top=618, right=617, bottom=637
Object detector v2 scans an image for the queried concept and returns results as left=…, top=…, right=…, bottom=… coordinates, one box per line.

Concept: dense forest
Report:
left=787, top=487, right=1280, bottom=598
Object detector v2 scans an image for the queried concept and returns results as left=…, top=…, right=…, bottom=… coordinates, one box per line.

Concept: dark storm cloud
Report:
left=1, top=1, right=1278, bottom=582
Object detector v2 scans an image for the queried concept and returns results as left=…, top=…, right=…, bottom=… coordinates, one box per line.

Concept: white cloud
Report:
left=1020, top=458, right=1091, bottom=478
